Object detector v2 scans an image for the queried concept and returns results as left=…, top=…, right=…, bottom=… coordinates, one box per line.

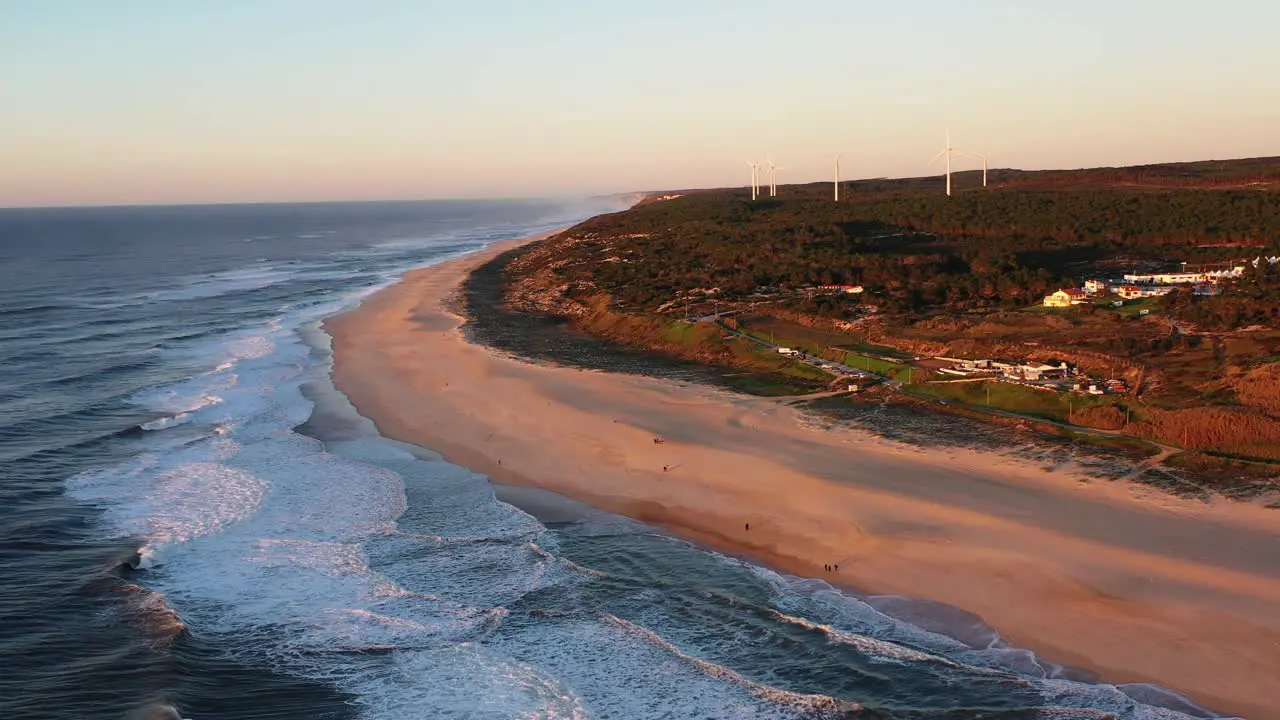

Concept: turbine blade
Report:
left=929, top=149, right=946, bottom=165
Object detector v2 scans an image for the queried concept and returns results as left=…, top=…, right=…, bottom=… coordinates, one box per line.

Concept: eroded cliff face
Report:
left=496, top=233, right=831, bottom=385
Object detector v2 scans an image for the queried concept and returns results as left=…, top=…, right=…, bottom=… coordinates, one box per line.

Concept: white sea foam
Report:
left=140, top=412, right=195, bottom=431
left=143, top=265, right=300, bottom=302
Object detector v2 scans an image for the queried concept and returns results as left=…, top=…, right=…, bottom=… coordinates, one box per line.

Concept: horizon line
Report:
left=3, top=153, right=1277, bottom=211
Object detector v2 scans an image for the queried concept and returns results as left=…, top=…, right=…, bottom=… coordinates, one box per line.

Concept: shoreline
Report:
left=325, top=230, right=1280, bottom=719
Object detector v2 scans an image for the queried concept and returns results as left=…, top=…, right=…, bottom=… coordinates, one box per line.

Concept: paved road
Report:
left=710, top=321, right=874, bottom=380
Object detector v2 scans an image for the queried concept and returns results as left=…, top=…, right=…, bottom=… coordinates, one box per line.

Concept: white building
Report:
left=1116, top=285, right=1174, bottom=299
left=1122, top=267, right=1244, bottom=285
left=1043, top=288, right=1088, bottom=307
left=1084, top=279, right=1110, bottom=295
left=1001, top=362, right=1070, bottom=381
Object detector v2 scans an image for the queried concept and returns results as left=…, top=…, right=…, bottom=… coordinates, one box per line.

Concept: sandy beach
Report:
left=326, top=231, right=1280, bottom=719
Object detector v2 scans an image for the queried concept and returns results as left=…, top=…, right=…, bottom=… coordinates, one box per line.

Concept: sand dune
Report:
left=327, top=232, right=1280, bottom=719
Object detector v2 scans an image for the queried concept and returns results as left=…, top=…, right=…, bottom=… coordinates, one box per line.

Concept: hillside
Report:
left=494, top=157, right=1280, bottom=492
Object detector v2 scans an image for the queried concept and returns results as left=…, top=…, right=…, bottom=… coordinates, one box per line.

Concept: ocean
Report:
left=0, top=199, right=1220, bottom=720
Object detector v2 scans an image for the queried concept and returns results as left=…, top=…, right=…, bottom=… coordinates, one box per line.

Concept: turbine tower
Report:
left=745, top=160, right=761, bottom=200
left=833, top=155, right=841, bottom=202
left=955, top=148, right=990, bottom=188
left=973, top=152, right=989, bottom=188
left=766, top=160, right=780, bottom=197
left=929, top=130, right=956, bottom=196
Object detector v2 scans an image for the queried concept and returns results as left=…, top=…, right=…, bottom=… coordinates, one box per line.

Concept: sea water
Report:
left=0, top=199, right=1221, bottom=719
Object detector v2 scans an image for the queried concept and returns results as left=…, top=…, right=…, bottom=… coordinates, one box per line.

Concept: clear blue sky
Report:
left=1, top=1, right=1276, bottom=206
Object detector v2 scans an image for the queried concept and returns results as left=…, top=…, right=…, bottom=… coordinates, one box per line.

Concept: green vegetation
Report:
left=839, top=341, right=915, bottom=360
left=656, top=319, right=712, bottom=347
left=905, top=380, right=1117, bottom=424
left=503, top=157, right=1280, bottom=463
left=554, top=168, right=1280, bottom=319
left=838, top=352, right=914, bottom=380
left=731, top=317, right=914, bottom=380
left=1101, top=297, right=1154, bottom=318
left=1054, top=429, right=1162, bottom=458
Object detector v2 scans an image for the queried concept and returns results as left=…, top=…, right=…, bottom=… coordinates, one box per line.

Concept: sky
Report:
left=1, top=1, right=1277, bottom=207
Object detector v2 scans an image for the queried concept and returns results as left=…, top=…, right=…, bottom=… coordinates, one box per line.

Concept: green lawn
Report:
left=659, top=320, right=718, bottom=348
left=838, top=342, right=915, bottom=360
left=1058, top=428, right=1161, bottom=458
left=906, top=379, right=1115, bottom=423
left=728, top=318, right=914, bottom=381
left=836, top=351, right=915, bottom=380
left=1020, top=303, right=1064, bottom=314
left=727, top=336, right=833, bottom=383
left=1098, top=297, right=1158, bottom=318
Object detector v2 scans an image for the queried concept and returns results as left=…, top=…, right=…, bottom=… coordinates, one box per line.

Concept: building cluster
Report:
left=936, top=357, right=1128, bottom=395
left=938, top=358, right=1072, bottom=381
left=1039, top=259, right=1276, bottom=308
left=816, top=284, right=864, bottom=294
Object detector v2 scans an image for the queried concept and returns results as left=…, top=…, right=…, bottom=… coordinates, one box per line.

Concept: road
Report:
left=703, top=319, right=874, bottom=381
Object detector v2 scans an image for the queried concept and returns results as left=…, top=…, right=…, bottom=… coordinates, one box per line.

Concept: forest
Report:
left=554, top=175, right=1280, bottom=322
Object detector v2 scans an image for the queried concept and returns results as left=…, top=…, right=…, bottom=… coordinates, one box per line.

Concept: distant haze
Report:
left=2, top=1, right=1277, bottom=207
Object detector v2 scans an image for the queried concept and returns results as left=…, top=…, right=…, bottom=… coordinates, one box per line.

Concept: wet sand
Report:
left=326, top=232, right=1280, bottom=719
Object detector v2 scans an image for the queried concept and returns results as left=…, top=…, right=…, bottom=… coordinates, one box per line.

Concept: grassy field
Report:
left=581, top=312, right=834, bottom=396
left=734, top=316, right=853, bottom=352
left=906, top=379, right=1116, bottom=423
left=1100, top=297, right=1157, bottom=318
left=653, top=319, right=838, bottom=395
left=838, top=341, right=915, bottom=360
left=1018, top=304, right=1064, bottom=315
left=835, top=351, right=916, bottom=380
left=656, top=319, right=717, bottom=348
left=731, top=315, right=927, bottom=381
left=728, top=336, right=834, bottom=383
left=1055, top=427, right=1162, bottom=458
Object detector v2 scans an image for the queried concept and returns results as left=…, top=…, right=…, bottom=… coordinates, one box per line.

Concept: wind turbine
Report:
left=958, top=150, right=990, bottom=188
left=929, top=130, right=955, bottom=196
left=745, top=160, right=761, bottom=200
left=833, top=155, right=841, bottom=201
left=766, top=159, right=781, bottom=197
